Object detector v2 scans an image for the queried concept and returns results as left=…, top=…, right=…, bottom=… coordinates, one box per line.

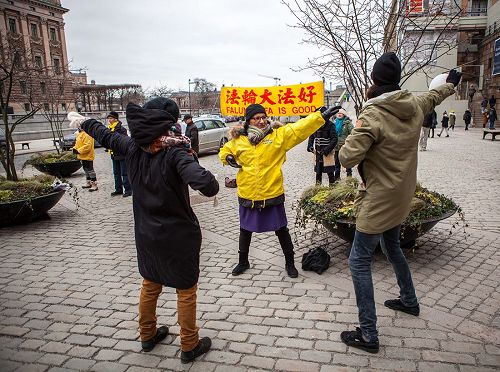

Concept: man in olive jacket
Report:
left=339, top=52, right=462, bottom=353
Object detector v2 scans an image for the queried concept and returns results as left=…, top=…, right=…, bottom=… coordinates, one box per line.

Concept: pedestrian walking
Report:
left=437, top=111, right=449, bottom=137
left=307, top=116, right=338, bottom=185
left=419, top=112, right=433, bottom=151
left=481, top=96, right=488, bottom=110
left=219, top=103, right=341, bottom=278
left=338, top=52, right=461, bottom=353
left=449, top=110, right=456, bottom=130
left=106, top=111, right=133, bottom=197
left=489, top=94, right=496, bottom=108
left=429, top=110, right=437, bottom=138
left=463, top=109, right=472, bottom=131
left=71, top=127, right=98, bottom=191
left=183, top=114, right=199, bottom=155
left=332, top=109, right=354, bottom=180
left=489, top=107, right=497, bottom=129
left=71, top=97, right=219, bottom=363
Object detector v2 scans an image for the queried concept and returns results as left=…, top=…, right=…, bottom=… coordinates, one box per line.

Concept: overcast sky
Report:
left=63, top=0, right=331, bottom=92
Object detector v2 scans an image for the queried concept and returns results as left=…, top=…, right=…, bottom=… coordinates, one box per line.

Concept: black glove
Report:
left=226, top=155, right=242, bottom=168
left=318, top=105, right=343, bottom=121
left=72, top=148, right=79, bottom=155
left=446, top=69, right=462, bottom=87
left=307, top=146, right=313, bottom=152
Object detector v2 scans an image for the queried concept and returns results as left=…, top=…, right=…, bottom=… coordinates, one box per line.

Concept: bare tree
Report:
left=282, top=0, right=462, bottom=114
left=147, top=85, right=174, bottom=100
left=0, top=42, right=40, bottom=181
left=192, top=78, right=217, bottom=112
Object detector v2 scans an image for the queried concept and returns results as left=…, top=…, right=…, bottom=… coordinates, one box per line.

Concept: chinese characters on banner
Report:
left=220, top=81, right=324, bottom=116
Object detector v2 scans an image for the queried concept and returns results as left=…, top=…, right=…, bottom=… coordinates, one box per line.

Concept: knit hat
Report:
left=183, top=114, right=193, bottom=121
left=371, top=52, right=401, bottom=86
left=107, top=111, right=119, bottom=120
left=143, top=97, right=180, bottom=121
left=245, top=103, right=266, bottom=123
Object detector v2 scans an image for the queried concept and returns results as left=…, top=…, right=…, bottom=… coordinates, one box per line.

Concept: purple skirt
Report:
left=239, top=203, right=288, bottom=233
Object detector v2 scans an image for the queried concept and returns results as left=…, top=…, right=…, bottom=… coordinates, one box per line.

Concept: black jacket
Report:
left=185, top=123, right=199, bottom=154
left=81, top=118, right=219, bottom=289
left=463, top=111, right=472, bottom=124
left=441, top=115, right=449, bottom=128
left=307, top=121, right=338, bottom=173
left=109, top=121, right=128, bottom=161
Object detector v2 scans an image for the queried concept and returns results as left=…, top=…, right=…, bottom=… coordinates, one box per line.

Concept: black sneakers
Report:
left=340, top=327, right=379, bottom=353
left=285, top=262, right=298, bottom=278
left=180, top=337, right=212, bottom=364
left=110, top=190, right=122, bottom=196
left=232, top=262, right=250, bottom=276
left=384, top=298, right=420, bottom=316
left=141, top=326, right=169, bottom=352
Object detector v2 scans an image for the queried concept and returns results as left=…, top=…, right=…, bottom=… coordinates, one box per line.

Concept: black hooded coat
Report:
left=81, top=102, right=219, bottom=289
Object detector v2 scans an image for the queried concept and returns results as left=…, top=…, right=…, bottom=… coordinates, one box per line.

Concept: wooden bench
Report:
left=21, top=142, right=30, bottom=150
left=483, top=129, right=500, bottom=141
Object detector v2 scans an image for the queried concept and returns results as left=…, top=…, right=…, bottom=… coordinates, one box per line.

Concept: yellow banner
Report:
left=220, top=81, right=324, bottom=117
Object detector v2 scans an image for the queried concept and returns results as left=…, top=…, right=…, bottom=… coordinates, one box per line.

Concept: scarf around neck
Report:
left=141, top=126, right=193, bottom=155
left=247, top=123, right=271, bottom=145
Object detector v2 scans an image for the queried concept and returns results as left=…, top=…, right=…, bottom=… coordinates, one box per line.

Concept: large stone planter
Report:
left=0, top=189, right=66, bottom=226
left=33, top=160, right=81, bottom=177
left=321, top=209, right=456, bottom=247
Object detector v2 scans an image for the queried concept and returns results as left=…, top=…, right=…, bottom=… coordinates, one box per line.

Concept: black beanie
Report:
left=107, top=111, right=119, bottom=120
left=143, top=97, right=180, bottom=121
left=371, top=52, right=401, bottom=86
left=245, top=103, right=266, bottom=123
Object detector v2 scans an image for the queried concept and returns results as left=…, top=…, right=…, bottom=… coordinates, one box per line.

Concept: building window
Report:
left=53, top=58, right=61, bottom=74
left=61, top=103, right=67, bottom=111
left=58, top=83, right=64, bottom=95
left=8, top=18, right=17, bottom=33
left=24, top=103, right=30, bottom=112
left=20, top=81, right=27, bottom=94
left=35, top=55, right=43, bottom=69
left=44, top=103, right=50, bottom=111
left=30, top=6, right=35, bottom=11
left=31, top=23, right=38, bottom=37
left=49, top=27, right=57, bottom=41
left=50, top=12, right=55, bottom=16
left=40, top=82, right=46, bottom=94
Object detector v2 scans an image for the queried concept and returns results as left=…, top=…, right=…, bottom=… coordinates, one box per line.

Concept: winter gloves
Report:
left=318, top=105, right=343, bottom=122
left=446, top=69, right=463, bottom=87
left=226, top=155, right=242, bottom=168
left=68, top=112, right=88, bottom=129
left=72, top=148, right=79, bottom=155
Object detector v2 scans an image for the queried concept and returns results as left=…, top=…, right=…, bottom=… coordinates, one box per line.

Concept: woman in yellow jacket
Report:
left=219, top=103, right=340, bottom=277
left=73, top=128, right=97, bottom=191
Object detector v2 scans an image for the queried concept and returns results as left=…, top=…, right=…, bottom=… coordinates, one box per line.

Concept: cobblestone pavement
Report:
left=0, top=127, right=499, bottom=371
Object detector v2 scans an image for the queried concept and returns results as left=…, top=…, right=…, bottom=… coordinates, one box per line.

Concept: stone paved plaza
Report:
left=0, top=127, right=499, bottom=371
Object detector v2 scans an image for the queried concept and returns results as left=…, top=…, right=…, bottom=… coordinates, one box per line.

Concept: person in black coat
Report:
left=183, top=114, right=199, bottom=154
left=106, top=111, right=133, bottom=197
left=463, top=109, right=472, bottom=131
left=79, top=98, right=218, bottom=363
left=437, top=111, right=449, bottom=137
left=307, top=120, right=338, bottom=185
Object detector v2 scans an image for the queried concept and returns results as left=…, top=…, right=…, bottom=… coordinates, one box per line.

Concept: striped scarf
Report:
left=247, top=123, right=271, bottom=145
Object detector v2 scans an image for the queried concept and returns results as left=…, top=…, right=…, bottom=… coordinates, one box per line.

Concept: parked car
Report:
left=60, top=132, right=101, bottom=151
left=192, top=116, right=230, bottom=153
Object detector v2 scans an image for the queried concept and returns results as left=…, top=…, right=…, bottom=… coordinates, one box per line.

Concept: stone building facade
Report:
left=0, top=0, right=74, bottom=114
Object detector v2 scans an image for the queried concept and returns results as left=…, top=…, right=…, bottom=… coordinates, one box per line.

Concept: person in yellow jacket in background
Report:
left=72, top=128, right=97, bottom=191
left=219, top=103, right=341, bottom=278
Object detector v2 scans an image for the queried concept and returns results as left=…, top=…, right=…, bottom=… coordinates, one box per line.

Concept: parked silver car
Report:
left=192, top=116, right=230, bottom=153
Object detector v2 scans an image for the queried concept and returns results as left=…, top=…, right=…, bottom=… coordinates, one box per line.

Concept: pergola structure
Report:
left=73, top=83, right=143, bottom=112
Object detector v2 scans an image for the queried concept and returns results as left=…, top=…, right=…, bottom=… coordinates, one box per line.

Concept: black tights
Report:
left=238, top=226, right=294, bottom=258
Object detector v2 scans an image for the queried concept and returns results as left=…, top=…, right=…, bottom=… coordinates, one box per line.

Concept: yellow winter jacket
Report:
left=73, top=130, right=94, bottom=161
left=219, top=111, right=325, bottom=202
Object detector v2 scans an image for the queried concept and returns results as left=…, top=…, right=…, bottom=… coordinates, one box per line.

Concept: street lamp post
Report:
left=188, top=79, right=196, bottom=115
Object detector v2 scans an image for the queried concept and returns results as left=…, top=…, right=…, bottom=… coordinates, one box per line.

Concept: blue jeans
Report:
left=112, top=159, right=132, bottom=194
left=348, top=225, right=418, bottom=342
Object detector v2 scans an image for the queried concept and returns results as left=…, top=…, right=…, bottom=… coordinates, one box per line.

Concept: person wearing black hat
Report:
left=338, top=52, right=462, bottom=353
left=219, top=103, right=341, bottom=278
left=183, top=114, right=199, bottom=154
left=75, top=98, right=219, bottom=363
left=106, top=111, right=132, bottom=197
